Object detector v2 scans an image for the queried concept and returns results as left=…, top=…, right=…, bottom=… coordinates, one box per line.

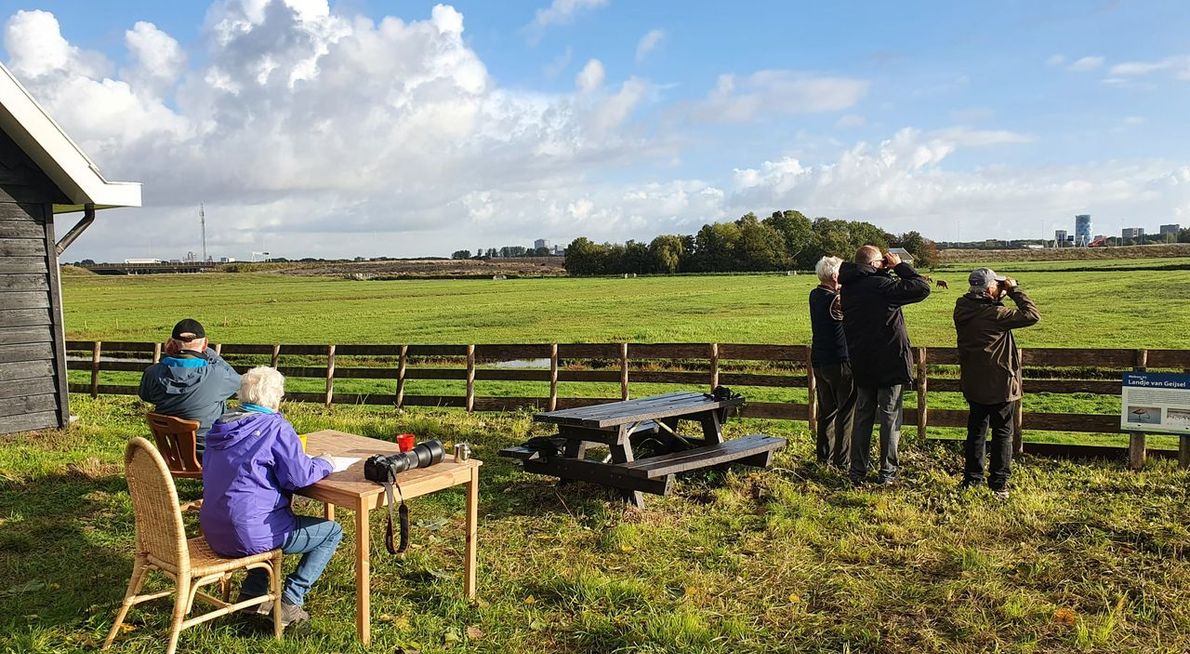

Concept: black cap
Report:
left=171, top=318, right=206, bottom=341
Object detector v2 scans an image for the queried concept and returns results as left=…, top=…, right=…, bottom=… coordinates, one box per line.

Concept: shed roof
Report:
left=0, top=63, right=141, bottom=213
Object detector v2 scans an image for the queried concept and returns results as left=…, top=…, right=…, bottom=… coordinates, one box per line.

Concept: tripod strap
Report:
left=382, top=478, right=410, bottom=555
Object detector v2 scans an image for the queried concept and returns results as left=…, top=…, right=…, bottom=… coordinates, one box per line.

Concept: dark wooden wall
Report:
left=0, top=127, right=71, bottom=434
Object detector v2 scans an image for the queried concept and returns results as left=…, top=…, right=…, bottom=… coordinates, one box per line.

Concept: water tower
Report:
left=1075, top=214, right=1092, bottom=247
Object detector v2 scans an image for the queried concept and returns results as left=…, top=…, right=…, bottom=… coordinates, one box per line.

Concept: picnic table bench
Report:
left=501, top=391, right=785, bottom=507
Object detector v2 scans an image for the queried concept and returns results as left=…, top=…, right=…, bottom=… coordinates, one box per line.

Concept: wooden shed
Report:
left=0, top=63, right=141, bottom=435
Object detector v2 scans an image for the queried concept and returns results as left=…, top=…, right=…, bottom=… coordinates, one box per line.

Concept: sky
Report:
left=1, top=0, right=1189, bottom=261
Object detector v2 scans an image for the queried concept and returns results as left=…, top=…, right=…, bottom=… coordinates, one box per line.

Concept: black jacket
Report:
left=809, top=285, right=848, bottom=366
left=838, top=261, right=931, bottom=387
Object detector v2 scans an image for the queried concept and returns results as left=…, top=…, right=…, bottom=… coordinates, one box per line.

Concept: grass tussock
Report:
left=1, top=396, right=1188, bottom=653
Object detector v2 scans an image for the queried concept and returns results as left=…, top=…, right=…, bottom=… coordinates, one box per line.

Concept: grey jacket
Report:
left=138, top=348, right=241, bottom=451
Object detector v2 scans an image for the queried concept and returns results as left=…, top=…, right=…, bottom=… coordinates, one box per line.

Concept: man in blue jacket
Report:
left=839, top=245, right=931, bottom=485
left=138, top=318, right=240, bottom=455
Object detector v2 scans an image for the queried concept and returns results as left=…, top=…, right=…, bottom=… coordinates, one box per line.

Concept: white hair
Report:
left=239, top=366, right=285, bottom=410
left=815, top=256, right=843, bottom=283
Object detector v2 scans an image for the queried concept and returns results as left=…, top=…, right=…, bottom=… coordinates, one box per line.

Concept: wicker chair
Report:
left=103, top=437, right=284, bottom=654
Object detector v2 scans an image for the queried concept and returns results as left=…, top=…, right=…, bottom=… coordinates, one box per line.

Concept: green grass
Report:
left=60, top=263, right=1190, bottom=451
left=1, top=397, right=1188, bottom=653
left=62, top=265, right=1190, bottom=348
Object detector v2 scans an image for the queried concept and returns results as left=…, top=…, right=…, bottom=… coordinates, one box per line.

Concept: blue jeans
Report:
left=242, top=516, right=343, bottom=606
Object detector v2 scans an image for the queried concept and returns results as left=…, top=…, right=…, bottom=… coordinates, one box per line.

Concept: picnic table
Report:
left=501, top=391, right=785, bottom=507
left=296, top=430, right=480, bottom=646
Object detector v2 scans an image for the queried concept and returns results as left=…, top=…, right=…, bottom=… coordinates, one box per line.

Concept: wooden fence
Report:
left=65, top=341, right=1190, bottom=469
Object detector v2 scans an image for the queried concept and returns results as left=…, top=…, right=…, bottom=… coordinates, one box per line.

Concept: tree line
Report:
left=563, top=210, right=939, bottom=276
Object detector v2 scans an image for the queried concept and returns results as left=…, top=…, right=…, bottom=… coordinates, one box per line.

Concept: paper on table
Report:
left=329, top=456, right=360, bottom=473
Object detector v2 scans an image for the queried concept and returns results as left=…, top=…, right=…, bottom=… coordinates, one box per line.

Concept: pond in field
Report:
left=493, top=358, right=551, bottom=368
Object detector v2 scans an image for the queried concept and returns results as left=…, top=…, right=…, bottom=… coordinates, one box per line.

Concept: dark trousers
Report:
left=851, top=385, right=902, bottom=482
left=964, top=400, right=1015, bottom=491
left=813, top=362, right=855, bottom=468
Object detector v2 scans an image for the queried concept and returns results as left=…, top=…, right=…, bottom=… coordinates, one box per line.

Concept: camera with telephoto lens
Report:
left=364, top=439, right=446, bottom=482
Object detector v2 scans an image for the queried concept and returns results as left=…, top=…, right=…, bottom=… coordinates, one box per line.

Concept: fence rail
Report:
left=65, top=340, right=1190, bottom=469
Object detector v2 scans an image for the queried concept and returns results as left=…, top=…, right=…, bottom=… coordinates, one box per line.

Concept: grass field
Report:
left=61, top=264, right=1190, bottom=348
left=2, top=397, right=1188, bottom=654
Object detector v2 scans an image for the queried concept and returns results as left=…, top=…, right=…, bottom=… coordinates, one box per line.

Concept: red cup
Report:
left=397, top=434, right=415, bottom=452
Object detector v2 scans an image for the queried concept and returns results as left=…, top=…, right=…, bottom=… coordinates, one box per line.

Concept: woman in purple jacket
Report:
left=199, top=366, right=341, bottom=628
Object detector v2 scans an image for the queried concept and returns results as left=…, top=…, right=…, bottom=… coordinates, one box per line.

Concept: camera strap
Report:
left=382, top=478, right=410, bottom=555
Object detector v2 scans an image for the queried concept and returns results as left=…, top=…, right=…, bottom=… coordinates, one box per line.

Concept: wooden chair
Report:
left=103, top=437, right=284, bottom=654
left=146, top=413, right=203, bottom=479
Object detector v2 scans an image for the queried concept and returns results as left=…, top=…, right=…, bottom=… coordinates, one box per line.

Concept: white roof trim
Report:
left=0, top=62, right=141, bottom=213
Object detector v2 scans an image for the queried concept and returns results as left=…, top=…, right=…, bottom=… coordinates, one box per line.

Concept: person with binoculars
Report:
left=199, top=366, right=342, bottom=628
left=838, top=245, right=932, bottom=486
left=954, top=268, right=1040, bottom=499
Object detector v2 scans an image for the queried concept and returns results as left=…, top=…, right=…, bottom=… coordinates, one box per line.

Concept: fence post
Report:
left=1013, top=346, right=1024, bottom=454
left=620, top=343, right=629, bottom=400
left=466, top=344, right=476, bottom=412
left=1129, top=348, right=1148, bottom=470
left=916, top=347, right=928, bottom=440
left=1180, top=435, right=1190, bottom=470
left=271, top=344, right=280, bottom=368
left=548, top=343, right=559, bottom=411
left=709, top=343, right=719, bottom=391
left=395, top=345, right=408, bottom=409
left=324, top=344, right=336, bottom=407
left=804, top=347, right=817, bottom=435
left=90, top=341, right=102, bottom=398
left=152, top=342, right=162, bottom=364
left=213, top=342, right=222, bottom=356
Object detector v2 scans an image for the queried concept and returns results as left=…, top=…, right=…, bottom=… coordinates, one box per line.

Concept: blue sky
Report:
left=1, top=0, right=1188, bottom=260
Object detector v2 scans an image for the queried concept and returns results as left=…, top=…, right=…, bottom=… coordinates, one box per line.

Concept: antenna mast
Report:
left=200, top=203, right=207, bottom=262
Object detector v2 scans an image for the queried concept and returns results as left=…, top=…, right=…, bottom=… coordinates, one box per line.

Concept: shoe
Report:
left=277, top=602, right=310, bottom=628
left=959, top=479, right=979, bottom=491
left=237, top=596, right=309, bottom=628
left=992, top=488, right=1010, bottom=501
left=877, top=477, right=897, bottom=487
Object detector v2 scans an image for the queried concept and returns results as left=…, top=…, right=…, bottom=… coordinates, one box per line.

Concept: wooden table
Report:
left=510, top=391, right=782, bottom=507
left=296, top=430, right=480, bottom=646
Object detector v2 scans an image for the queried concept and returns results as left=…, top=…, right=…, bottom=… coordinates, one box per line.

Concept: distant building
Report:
left=1054, top=229, right=1067, bottom=247
left=1075, top=214, right=1092, bottom=247
left=534, top=238, right=549, bottom=250
left=1159, top=223, right=1181, bottom=236
left=552, top=245, right=564, bottom=256
left=1121, top=227, right=1145, bottom=241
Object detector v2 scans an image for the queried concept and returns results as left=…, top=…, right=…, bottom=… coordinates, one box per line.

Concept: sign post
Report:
left=1120, top=372, right=1190, bottom=469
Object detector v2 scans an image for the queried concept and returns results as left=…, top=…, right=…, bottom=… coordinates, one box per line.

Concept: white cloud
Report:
left=1045, top=54, right=1066, bottom=67
left=525, top=0, right=608, bottom=43
left=575, top=58, right=604, bottom=93
left=725, top=129, right=1190, bottom=239
left=1067, top=55, right=1104, bottom=72
left=929, top=127, right=1033, bottom=147
left=690, top=70, right=869, bottom=122
left=4, top=1, right=672, bottom=260
left=123, top=21, right=186, bottom=96
left=1108, top=54, right=1190, bottom=80
left=635, top=29, right=664, bottom=64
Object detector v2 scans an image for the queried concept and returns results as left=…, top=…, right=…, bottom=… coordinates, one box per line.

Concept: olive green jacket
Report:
left=953, top=289, right=1040, bottom=404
